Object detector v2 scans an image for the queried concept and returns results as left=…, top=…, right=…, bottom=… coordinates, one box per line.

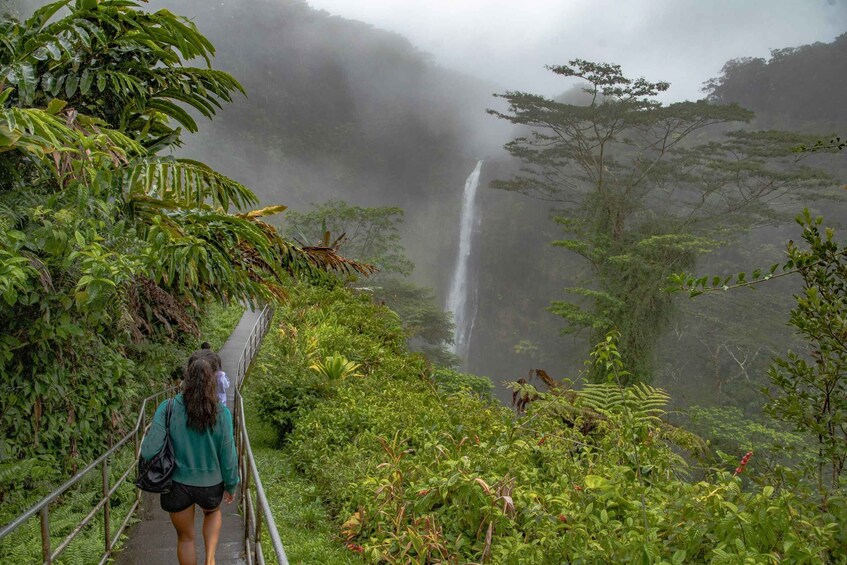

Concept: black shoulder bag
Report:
left=136, top=399, right=176, bottom=493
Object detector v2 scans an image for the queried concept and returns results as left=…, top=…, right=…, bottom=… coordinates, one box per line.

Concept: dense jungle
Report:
left=1, top=0, right=847, bottom=562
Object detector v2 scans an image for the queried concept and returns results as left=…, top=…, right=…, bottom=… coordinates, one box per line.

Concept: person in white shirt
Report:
left=199, top=342, right=229, bottom=405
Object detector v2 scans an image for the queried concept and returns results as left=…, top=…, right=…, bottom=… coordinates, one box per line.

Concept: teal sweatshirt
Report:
left=140, top=394, right=239, bottom=493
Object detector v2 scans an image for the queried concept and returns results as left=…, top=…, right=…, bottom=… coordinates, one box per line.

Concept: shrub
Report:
left=252, top=280, right=845, bottom=563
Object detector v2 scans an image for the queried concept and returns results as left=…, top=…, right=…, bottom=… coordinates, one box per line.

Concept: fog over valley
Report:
left=3, top=0, right=845, bottom=394
left=306, top=0, right=847, bottom=102
left=118, top=0, right=847, bottom=401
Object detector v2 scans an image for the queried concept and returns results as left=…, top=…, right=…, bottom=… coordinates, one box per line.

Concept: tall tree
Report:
left=489, top=60, right=832, bottom=382
left=285, top=200, right=414, bottom=277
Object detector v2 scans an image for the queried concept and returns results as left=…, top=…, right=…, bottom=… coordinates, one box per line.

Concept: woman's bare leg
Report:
left=169, top=505, right=196, bottom=565
left=202, top=506, right=223, bottom=565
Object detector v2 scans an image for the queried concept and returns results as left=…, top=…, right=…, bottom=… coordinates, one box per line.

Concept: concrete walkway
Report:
left=116, top=307, right=264, bottom=565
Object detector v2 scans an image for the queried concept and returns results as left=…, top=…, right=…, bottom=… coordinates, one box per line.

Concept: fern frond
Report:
left=578, top=382, right=669, bottom=425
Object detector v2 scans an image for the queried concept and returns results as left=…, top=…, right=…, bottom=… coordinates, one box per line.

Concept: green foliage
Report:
left=0, top=0, right=244, bottom=144
left=687, top=405, right=810, bottom=483
left=489, top=59, right=835, bottom=382
left=285, top=200, right=457, bottom=366
left=579, top=382, right=669, bottom=424
left=253, top=445, right=366, bottom=564
left=374, top=277, right=458, bottom=368
left=197, top=301, right=245, bottom=351
left=242, top=403, right=365, bottom=564
left=251, top=280, right=845, bottom=563
left=310, top=353, right=362, bottom=382
left=667, top=261, right=790, bottom=297
left=766, top=210, right=847, bottom=503
left=0, top=0, right=366, bottom=475
left=0, top=448, right=139, bottom=564
left=251, top=282, right=411, bottom=444
left=285, top=200, right=413, bottom=277
left=431, top=367, right=494, bottom=399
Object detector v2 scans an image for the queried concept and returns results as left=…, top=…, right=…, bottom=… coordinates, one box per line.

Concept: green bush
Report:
left=251, top=281, right=846, bottom=563
left=432, top=366, right=495, bottom=398
left=198, top=301, right=246, bottom=351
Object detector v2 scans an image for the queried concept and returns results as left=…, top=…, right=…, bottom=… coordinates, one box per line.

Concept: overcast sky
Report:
left=305, top=0, right=847, bottom=102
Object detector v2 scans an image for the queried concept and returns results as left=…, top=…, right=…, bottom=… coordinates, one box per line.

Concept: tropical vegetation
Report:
left=488, top=60, right=836, bottom=383
left=0, top=0, right=367, bottom=489
left=2, top=2, right=847, bottom=564
left=250, top=278, right=846, bottom=563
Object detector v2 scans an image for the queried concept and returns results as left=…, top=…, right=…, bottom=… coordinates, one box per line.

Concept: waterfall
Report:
left=446, top=160, right=483, bottom=358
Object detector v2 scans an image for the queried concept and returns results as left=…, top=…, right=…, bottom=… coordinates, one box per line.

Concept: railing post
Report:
left=138, top=409, right=146, bottom=457
left=40, top=506, right=51, bottom=564
left=102, top=457, right=111, bottom=553
left=242, top=453, right=252, bottom=542
left=255, top=505, right=263, bottom=550
left=244, top=492, right=252, bottom=558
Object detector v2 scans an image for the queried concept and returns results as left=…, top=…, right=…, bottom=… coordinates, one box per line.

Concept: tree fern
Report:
left=578, top=382, right=670, bottom=426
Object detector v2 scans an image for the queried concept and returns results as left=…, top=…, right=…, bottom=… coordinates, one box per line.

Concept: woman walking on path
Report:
left=140, top=358, right=240, bottom=565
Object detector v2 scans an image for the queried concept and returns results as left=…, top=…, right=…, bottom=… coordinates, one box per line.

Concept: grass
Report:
left=245, top=398, right=364, bottom=564
left=197, top=301, right=246, bottom=351
left=0, top=446, right=140, bottom=564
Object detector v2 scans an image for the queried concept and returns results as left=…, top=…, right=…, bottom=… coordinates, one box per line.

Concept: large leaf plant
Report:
left=0, top=0, right=372, bottom=470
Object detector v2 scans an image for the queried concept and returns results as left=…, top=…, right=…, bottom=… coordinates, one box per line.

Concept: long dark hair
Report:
left=183, top=358, right=218, bottom=432
left=187, top=348, right=221, bottom=374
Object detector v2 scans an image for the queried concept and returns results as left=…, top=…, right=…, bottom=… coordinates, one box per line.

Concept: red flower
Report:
left=734, top=451, right=753, bottom=476
left=557, top=514, right=568, bottom=523
left=537, top=436, right=547, bottom=446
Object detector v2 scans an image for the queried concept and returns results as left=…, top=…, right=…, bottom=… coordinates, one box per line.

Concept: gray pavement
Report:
left=116, top=306, right=264, bottom=564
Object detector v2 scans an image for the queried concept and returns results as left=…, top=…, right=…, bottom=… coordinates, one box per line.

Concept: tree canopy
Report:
left=489, top=60, right=835, bottom=381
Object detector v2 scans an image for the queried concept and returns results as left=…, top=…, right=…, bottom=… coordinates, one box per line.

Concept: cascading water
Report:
left=446, top=160, right=483, bottom=358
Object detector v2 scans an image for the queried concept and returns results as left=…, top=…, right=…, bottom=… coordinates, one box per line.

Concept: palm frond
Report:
left=1, top=1, right=243, bottom=147
left=300, top=245, right=378, bottom=277
left=1, top=103, right=144, bottom=189
left=123, top=157, right=257, bottom=211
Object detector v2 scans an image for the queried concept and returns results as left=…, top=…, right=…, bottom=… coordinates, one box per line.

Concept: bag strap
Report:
left=164, top=398, right=173, bottom=432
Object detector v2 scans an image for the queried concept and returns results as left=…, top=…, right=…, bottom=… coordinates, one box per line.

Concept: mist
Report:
left=120, top=0, right=845, bottom=403
left=305, top=0, right=847, bottom=102
left=6, top=0, right=844, bottom=401
left=5, top=1, right=847, bottom=559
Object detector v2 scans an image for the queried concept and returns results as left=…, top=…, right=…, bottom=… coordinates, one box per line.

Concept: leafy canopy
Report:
left=489, top=59, right=834, bottom=381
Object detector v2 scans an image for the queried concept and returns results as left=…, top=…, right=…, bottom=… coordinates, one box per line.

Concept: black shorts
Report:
left=160, top=481, right=224, bottom=513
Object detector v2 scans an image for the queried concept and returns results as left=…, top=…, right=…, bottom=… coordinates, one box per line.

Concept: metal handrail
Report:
left=0, top=387, right=175, bottom=564
left=232, top=303, right=289, bottom=565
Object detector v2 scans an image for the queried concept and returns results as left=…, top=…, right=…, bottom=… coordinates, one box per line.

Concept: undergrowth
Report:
left=248, top=280, right=847, bottom=563
left=246, top=403, right=365, bottom=564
